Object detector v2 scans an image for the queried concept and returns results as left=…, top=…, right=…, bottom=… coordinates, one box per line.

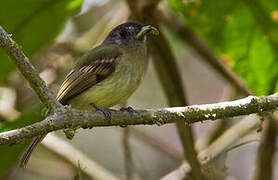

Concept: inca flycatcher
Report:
left=19, top=22, right=159, bottom=167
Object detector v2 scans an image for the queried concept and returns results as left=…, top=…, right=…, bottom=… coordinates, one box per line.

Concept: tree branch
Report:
left=122, top=128, right=133, bottom=180
left=125, top=1, right=205, bottom=179
left=0, top=93, right=277, bottom=145
left=148, top=31, right=205, bottom=180
left=0, top=26, right=61, bottom=111
left=253, top=116, right=277, bottom=180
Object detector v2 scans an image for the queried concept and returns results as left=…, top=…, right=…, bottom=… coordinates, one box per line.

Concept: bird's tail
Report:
left=18, top=134, right=47, bottom=168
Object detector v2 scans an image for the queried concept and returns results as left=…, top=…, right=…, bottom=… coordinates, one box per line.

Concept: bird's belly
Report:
left=67, top=64, right=145, bottom=110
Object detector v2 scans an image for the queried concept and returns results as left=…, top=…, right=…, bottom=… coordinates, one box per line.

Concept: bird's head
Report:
left=103, top=22, right=159, bottom=46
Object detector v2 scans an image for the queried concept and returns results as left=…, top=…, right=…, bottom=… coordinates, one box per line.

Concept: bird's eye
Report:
left=119, top=30, right=128, bottom=38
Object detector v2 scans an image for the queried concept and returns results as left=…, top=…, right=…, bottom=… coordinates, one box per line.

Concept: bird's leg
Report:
left=90, top=103, right=111, bottom=120
left=120, top=106, right=136, bottom=113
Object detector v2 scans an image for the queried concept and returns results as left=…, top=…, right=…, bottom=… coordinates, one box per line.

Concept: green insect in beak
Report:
left=136, top=25, right=159, bottom=39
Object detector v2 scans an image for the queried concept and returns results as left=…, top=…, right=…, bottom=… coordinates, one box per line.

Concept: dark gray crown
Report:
left=103, top=22, right=146, bottom=46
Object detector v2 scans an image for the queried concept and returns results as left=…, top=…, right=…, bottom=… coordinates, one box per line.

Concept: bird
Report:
left=18, top=21, right=159, bottom=167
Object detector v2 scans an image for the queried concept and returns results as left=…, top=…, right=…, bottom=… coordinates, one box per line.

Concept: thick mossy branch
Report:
left=0, top=26, right=61, bottom=110
left=0, top=94, right=277, bottom=145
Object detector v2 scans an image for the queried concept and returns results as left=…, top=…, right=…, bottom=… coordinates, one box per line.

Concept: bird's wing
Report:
left=56, top=45, right=122, bottom=104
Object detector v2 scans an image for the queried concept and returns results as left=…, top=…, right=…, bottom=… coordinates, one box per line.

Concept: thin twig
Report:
left=198, top=116, right=259, bottom=164
left=0, top=26, right=61, bottom=111
left=226, top=139, right=259, bottom=153
left=122, top=128, right=133, bottom=180
left=0, top=93, right=278, bottom=145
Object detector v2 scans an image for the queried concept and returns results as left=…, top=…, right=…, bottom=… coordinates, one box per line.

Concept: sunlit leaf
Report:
left=169, top=0, right=278, bottom=95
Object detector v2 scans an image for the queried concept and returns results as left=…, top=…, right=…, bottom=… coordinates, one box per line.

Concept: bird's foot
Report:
left=120, top=106, right=135, bottom=113
left=90, top=103, right=111, bottom=120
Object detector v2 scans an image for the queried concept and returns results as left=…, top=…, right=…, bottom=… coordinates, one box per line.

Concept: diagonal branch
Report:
left=0, top=26, right=61, bottom=111
left=0, top=93, right=277, bottom=145
left=162, top=115, right=260, bottom=179
left=42, top=134, right=120, bottom=180
left=160, top=13, right=252, bottom=96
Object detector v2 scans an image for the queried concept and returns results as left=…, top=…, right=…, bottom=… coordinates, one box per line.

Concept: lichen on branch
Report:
left=0, top=93, right=277, bottom=145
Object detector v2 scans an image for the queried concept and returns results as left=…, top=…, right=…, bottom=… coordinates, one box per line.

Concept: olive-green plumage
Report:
left=19, top=22, right=159, bottom=167
left=59, top=44, right=147, bottom=109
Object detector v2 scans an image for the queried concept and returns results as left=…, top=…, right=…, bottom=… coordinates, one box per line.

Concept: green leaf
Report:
left=0, top=105, right=44, bottom=177
left=169, top=0, right=278, bottom=95
left=0, top=0, right=83, bottom=83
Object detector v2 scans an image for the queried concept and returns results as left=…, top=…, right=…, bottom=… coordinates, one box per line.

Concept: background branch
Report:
left=161, top=7, right=278, bottom=179
left=42, top=133, right=119, bottom=180
left=253, top=116, right=277, bottom=180
left=162, top=115, right=260, bottom=179
left=160, top=13, right=252, bottom=96
left=125, top=1, right=205, bottom=179
left=148, top=31, right=205, bottom=180
left=122, top=128, right=133, bottom=180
